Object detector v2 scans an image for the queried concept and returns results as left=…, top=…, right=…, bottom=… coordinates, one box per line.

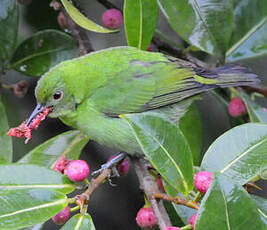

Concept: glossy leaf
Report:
left=158, top=0, right=233, bottom=56
left=121, top=113, right=194, bottom=196
left=179, top=103, right=202, bottom=165
left=195, top=174, right=266, bottom=230
left=10, top=29, right=78, bottom=76
left=0, top=189, right=68, bottom=230
left=251, top=195, right=267, bottom=225
left=0, top=164, right=75, bottom=193
left=240, top=92, right=267, bottom=123
left=201, top=123, right=267, bottom=185
left=124, top=0, right=158, bottom=50
left=61, top=213, right=96, bottom=230
left=226, top=0, right=267, bottom=62
left=0, top=0, right=18, bottom=70
left=0, top=97, right=12, bottom=163
left=61, top=0, right=117, bottom=33
left=19, top=130, right=89, bottom=169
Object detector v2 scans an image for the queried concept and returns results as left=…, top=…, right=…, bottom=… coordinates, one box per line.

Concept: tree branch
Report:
left=132, top=157, right=172, bottom=229
left=96, top=0, right=121, bottom=10
left=242, top=85, right=267, bottom=97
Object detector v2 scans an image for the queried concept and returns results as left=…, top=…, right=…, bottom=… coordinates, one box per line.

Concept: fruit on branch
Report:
left=52, top=206, right=70, bottom=225
left=13, top=80, right=29, bottom=98
left=65, top=160, right=90, bottom=182
left=157, top=177, right=165, bottom=192
left=102, top=9, right=123, bottom=29
left=136, top=207, right=157, bottom=228
left=228, top=97, right=247, bottom=117
left=108, top=155, right=130, bottom=175
left=57, top=11, right=68, bottom=28
left=194, top=171, right=214, bottom=193
left=189, top=213, right=197, bottom=229
left=53, top=155, right=69, bottom=173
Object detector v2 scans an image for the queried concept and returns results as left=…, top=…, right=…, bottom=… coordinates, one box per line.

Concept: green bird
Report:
left=26, top=46, right=259, bottom=155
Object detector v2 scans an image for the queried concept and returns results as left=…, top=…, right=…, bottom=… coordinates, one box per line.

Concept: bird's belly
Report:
left=61, top=113, right=142, bottom=155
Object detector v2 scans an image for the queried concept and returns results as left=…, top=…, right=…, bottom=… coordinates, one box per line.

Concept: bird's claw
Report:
left=91, top=152, right=126, bottom=178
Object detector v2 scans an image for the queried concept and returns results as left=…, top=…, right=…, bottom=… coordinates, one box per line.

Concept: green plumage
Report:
left=34, top=46, right=259, bottom=154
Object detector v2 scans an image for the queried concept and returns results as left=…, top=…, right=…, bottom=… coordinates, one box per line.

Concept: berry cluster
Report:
left=7, top=107, right=51, bottom=143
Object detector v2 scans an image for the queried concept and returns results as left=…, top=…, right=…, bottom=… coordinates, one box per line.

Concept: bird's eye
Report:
left=53, top=91, right=63, bottom=100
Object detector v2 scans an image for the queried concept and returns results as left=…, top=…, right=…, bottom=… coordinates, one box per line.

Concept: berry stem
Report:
left=153, top=193, right=199, bottom=210
left=70, top=205, right=80, bottom=213
left=180, top=224, right=193, bottom=230
left=193, top=191, right=203, bottom=203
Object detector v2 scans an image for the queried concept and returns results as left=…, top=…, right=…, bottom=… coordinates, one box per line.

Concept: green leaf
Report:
left=201, top=123, right=267, bottom=185
left=19, top=131, right=89, bottom=169
left=10, top=29, right=78, bottom=76
left=61, top=213, right=96, bottom=230
left=0, top=164, right=75, bottom=193
left=226, top=0, right=267, bottom=62
left=158, top=0, right=233, bottom=56
left=61, top=0, right=117, bottom=33
left=0, top=188, right=68, bottom=230
left=195, top=174, right=266, bottom=230
left=124, top=0, right=158, bottom=50
left=240, top=92, right=267, bottom=123
left=121, top=113, right=194, bottom=196
left=0, top=97, right=12, bottom=163
left=179, top=103, right=202, bottom=165
left=251, top=195, right=267, bottom=225
left=0, top=0, right=18, bottom=71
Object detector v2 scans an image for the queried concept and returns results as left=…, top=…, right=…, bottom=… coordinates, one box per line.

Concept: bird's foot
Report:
left=91, top=152, right=127, bottom=178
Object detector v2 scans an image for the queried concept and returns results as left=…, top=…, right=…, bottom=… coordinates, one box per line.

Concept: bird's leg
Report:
left=91, top=152, right=127, bottom=177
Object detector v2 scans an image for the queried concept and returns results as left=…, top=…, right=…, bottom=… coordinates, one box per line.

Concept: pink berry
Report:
left=52, top=206, right=70, bottom=225
left=53, top=155, right=68, bottom=173
left=194, top=171, right=214, bottom=193
left=189, top=213, right=197, bottom=229
left=57, top=12, right=68, bottom=28
left=147, top=44, right=153, bottom=52
left=102, top=9, right=123, bottom=29
left=66, top=160, right=90, bottom=182
left=164, top=227, right=180, bottom=230
left=136, top=207, right=157, bottom=228
left=228, top=97, right=247, bottom=117
left=108, top=155, right=130, bottom=175
left=157, top=177, right=165, bottom=192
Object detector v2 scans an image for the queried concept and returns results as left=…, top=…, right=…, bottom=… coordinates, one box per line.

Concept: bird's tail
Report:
left=195, top=64, right=260, bottom=88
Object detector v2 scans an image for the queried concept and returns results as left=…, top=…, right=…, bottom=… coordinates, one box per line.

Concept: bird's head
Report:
left=27, top=67, right=77, bottom=126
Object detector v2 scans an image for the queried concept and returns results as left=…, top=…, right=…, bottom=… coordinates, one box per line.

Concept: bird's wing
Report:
left=90, top=59, right=198, bottom=116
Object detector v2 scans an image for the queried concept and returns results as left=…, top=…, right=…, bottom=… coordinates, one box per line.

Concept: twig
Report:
left=62, top=8, right=94, bottom=55
left=133, top=157, right=172, bottom=230
left=96, top=0, right=121, bottom=10
left=242, top=85, right=267, bottom=97
left=76, top=168, right=112, bottom=211
left=153, top=193, right=199, bottom=210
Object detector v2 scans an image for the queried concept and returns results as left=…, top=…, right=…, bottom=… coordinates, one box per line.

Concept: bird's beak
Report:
left=26, top=104, right=46, bottom=126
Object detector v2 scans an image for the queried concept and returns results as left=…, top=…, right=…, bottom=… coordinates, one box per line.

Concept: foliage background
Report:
left=1, top=0, right=266, bottom=229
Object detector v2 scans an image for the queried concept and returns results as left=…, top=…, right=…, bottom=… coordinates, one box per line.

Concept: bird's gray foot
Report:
left=91, top=152, right=127, bottom=177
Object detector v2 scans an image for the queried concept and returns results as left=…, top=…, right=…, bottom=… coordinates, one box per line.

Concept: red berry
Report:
left=53, top=155, right=68, bottom=173
left=66, top=160, right=90, bottom=182
left=157, top=177, right=165, bottom=192
left=108, top=155, right=130, bottom=175
left=102, top=9, right=123, bottom=29
left=228, top=97, right=247, bottom=117
left=57, top=12, right=68, bottom=28
left=164, top=227, right=180, bottom=230
left=13, top=80, right=29, bottom=98
left=189, top=213, right=197, bottom=229
left=147, top=44, right=153, bottom=52
left=136, top=207, right=157, bottom=228
left=52, top=206, right=70, bottom=225
left=194, top=171, right=213, bottom=193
